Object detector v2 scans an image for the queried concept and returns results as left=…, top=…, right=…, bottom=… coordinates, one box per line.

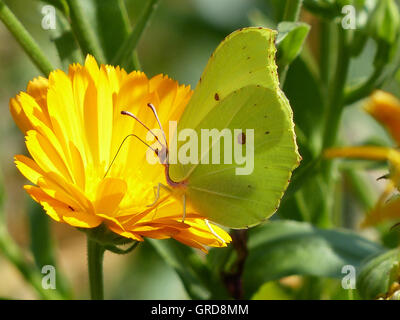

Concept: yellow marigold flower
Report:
left=325, top=90, right=400, bottom=228
left=10, top=55, right=231, bottom=252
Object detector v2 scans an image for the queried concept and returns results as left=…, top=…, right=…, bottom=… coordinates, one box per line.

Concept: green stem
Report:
left=0, top=225, right=63, bottom=299
left=322, top=26, right=350, bottom=166
left=318, top=25, right=350, bottom=228
left=112, top=0, right=160, bottom=68
left=0, top=171, right=63, bottom=299
left=346, top=37, right=400, bottom=105
left=132, top=51, right=142, bottom=71
left=118, top=0, right=131, bottom=29
left=0, top=0, right=54, bottom=76
left=282, top=0, right=303, bottom=21
left=66, top=0, right=105, bottom=63
left=87, top=237, right=105, bottom=300
left=39, top=0, right=69, bottom=14
left=28, top=202, right=72, bottom=298
left=319, top=20, right=333, bottom=88
left=344, top=65, right=384, bottom=105
left=344, top=41, right=390, bottom=105
left=279, top=0, right=304, bottom=86
left=117, top=0, right=142, bottom=71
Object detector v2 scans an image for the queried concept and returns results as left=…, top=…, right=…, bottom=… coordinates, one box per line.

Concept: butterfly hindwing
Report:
left=183, top=86, right=299, bottom=228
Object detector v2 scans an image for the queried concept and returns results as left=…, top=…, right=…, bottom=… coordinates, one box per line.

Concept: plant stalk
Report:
left=0, top=0, right=54, bottom=76
left=279, top=0, right=304, bottom=86
left=318, top=25, right=351, bottom=227
left=87, top=237, right=105, bottom=300
left=322, top=25, right=350, bottom=173
left=67, top=0, right=105, bottom=63
left=112, top=0, right=160, bottom=68
left=282, top=0, right=303, bottom=22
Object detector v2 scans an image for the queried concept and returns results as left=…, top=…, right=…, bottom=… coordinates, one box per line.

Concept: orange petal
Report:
left=25, top=184, right=102, bottom=228
left=107, top=223, right=143, bottom=241
left=324, top=146, right=400, bottom=166
left=10, top=97, right=31, bottom=134
left=26, top=76, right=49, bottom=114
left=37, top=172, right=94, bottom=215
left=362, top=196, right=400, bottom=227
left=84, top=55, right=100, bottom=83
left=365, top=90, right=400, bottom=146
left=175, top=218, right=231, bottom=248
left=25, top=130, right=73, bottom=182
left=24, top=185, right=62, bottom=222
left=94, top=178, right=127, bottom=216
left=15, top=155, right=45, bottom=185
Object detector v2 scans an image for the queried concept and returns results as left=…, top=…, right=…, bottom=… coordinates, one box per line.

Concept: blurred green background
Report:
left=1, top=0, right=400, bottom=299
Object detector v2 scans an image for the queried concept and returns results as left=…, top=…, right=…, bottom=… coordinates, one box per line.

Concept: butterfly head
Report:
left=155, top=145, right=169, bottom=166
left=121, top=103, right=169, bottom=167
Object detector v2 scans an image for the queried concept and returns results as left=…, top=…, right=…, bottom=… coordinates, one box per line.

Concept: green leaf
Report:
left=0, top=0, right=54, bottom=75
left=66, top=0, right=105, bottom=63
left=304, top=0, right=379, bottom=22
left=52, top=11, right=82, bottom=68
left=147, top=239, right=229, bottom=299
left=282, top=0, right=304, bottom=22
left=31, top=1, right=81, bottom=68
left=53, top=29, right=82, bottom=68
left=248, top=8, right=276, bottom=29
left=251, top=281, right=292, bottom=300
left=277, top=22, right=310, bottom=70
left=357, top=249, right=400, bottom=299
left=207, top=245, right=235, bottom=275
left=283, top=57, right=324, bottom=156
left=28, top=201, right=72, bottom=298
left=0, top=174, right=64, bottom=299
left=112, top=0, right=160, bottom=69
left=281, top=58, right=324, bottom=207
left=303, top=0, right=340, bottom=19
left=36, top=0, right=69, bottom=14
left=89, top=0, right=130, bottom=63
left=280, top=173, right=330, bottom=225
left=242, top=220, right=385, bottom=296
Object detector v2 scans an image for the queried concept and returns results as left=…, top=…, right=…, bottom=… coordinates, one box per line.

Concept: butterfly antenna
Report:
left=121, top=110, right=164, bottom=147
left=103, top=133, right=157, bottom=178
left=147, top=103, right=168, bottom=148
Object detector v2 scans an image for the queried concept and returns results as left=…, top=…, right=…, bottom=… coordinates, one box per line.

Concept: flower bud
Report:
left=367, top=0, right=400, bottom=44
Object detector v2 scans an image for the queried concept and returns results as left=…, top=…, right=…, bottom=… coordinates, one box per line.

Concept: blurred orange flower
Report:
left=10, top=55, right=231, bottom=252
left=325, top=90, right=400, bottom=227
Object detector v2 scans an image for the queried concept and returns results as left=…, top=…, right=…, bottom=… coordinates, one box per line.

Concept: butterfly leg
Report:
left=147, top=183, right=171, bottom=207
left=147, top=184, right=186, bottom=224
left=204, top=219, right=226, bottom=245
left=181, top=193, right=186, bottom=223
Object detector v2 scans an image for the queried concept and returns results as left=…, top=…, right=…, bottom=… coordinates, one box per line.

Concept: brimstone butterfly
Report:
left=122, top=27, right=300, bottom=229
